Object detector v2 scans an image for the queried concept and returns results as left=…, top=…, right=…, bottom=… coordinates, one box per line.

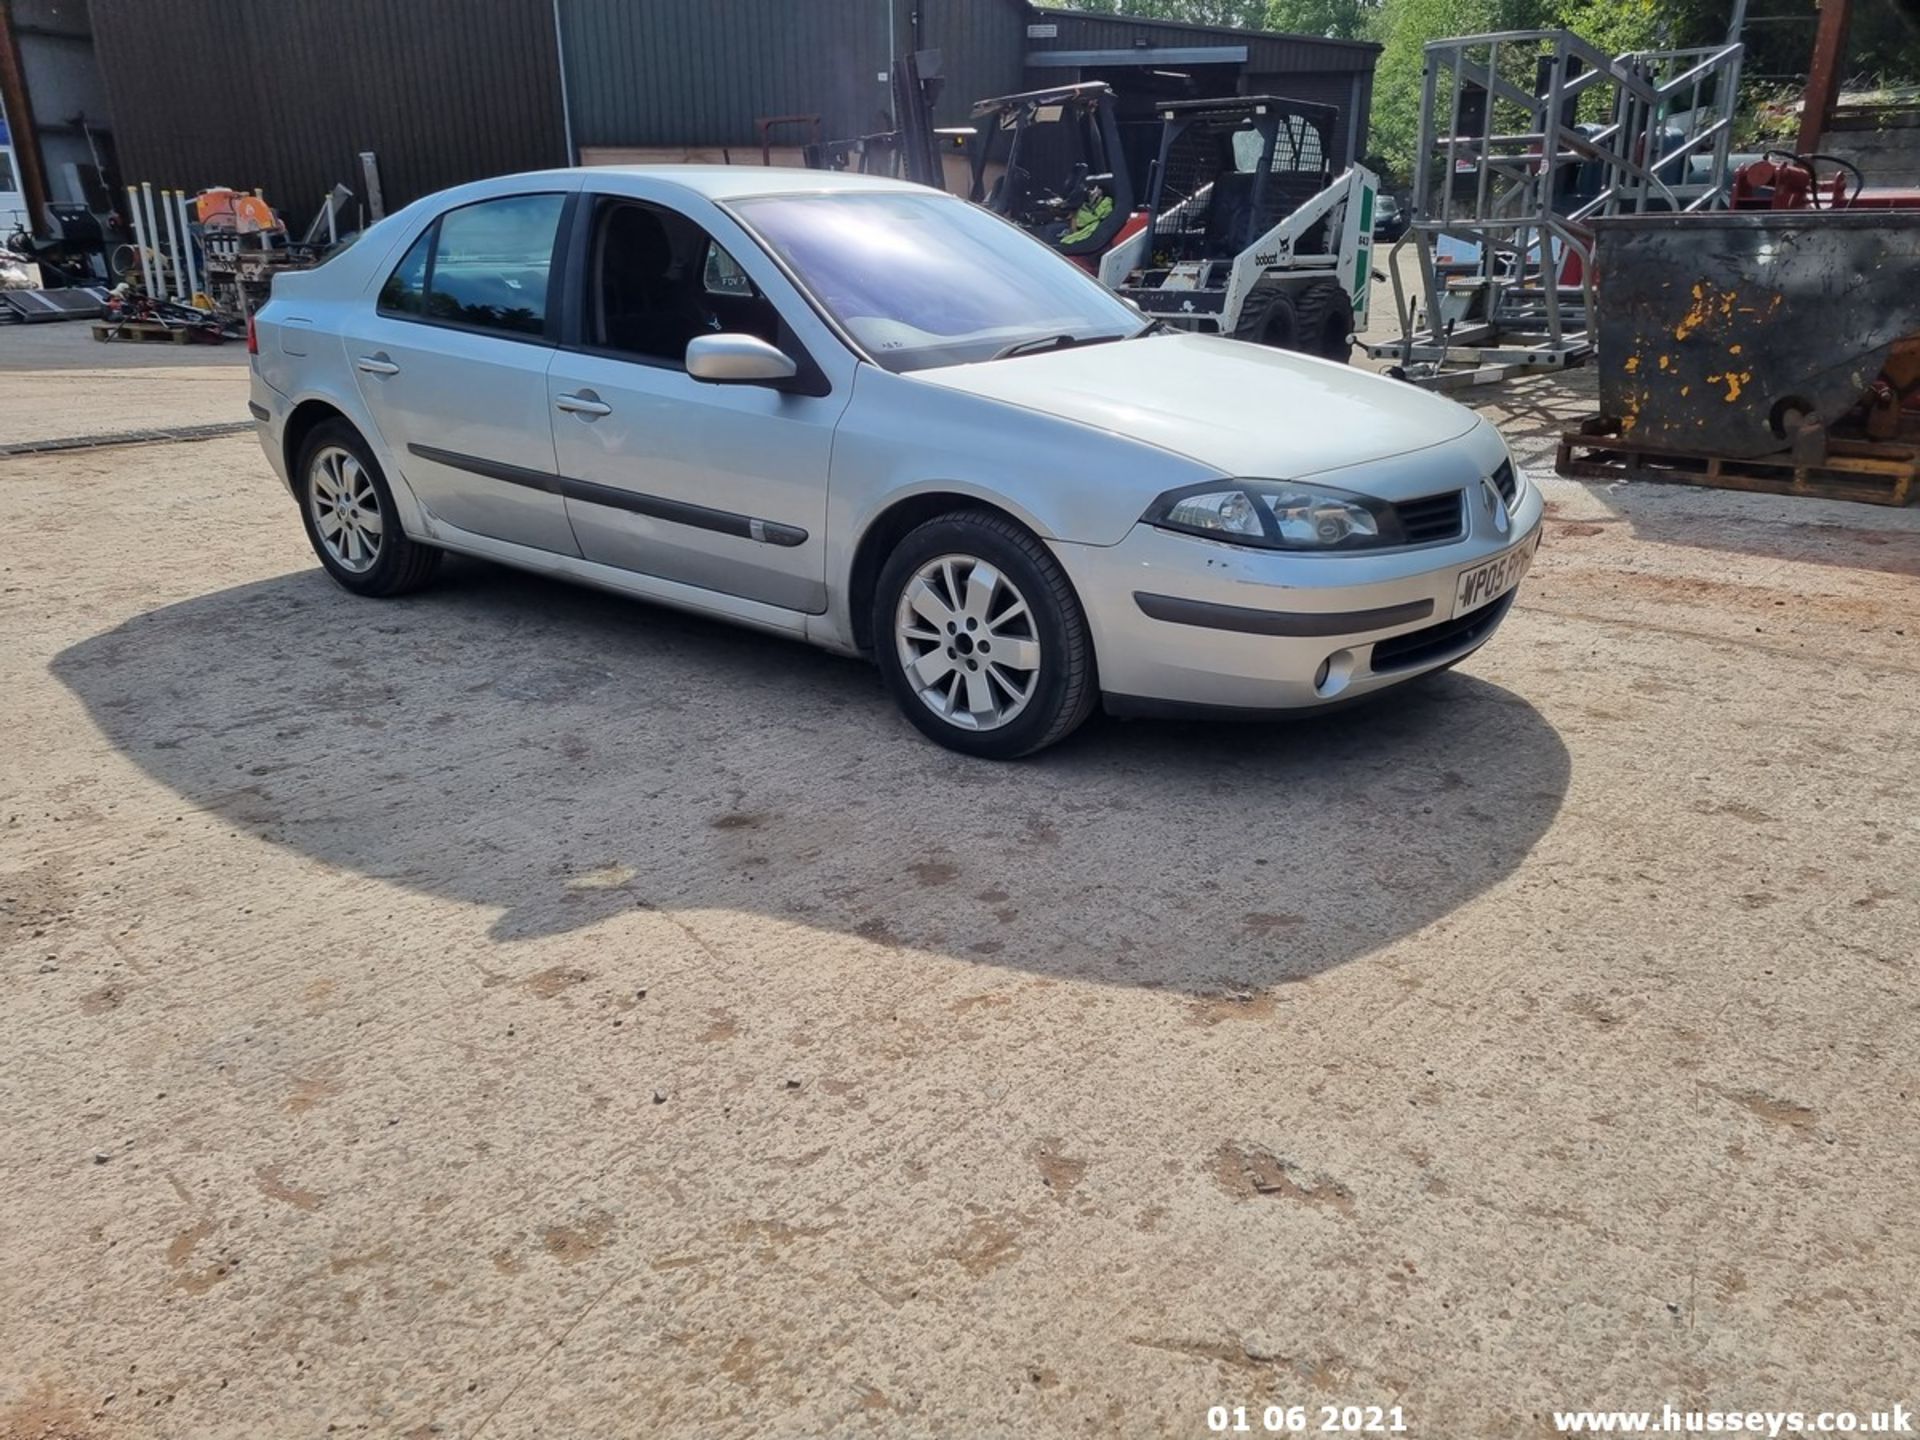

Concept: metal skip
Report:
left=1592, top=209, right=1920, bottom=458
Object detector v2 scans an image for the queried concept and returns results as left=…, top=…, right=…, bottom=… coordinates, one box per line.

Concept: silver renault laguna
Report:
left=249, top=167, right=1541, bottom=758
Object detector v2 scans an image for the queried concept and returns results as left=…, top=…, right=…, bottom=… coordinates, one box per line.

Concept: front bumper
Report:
left=1052, top=477, right=1544, bottom=714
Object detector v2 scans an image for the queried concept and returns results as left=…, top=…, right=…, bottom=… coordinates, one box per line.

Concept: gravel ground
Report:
left=0, top=326, right=1916, bottom=1440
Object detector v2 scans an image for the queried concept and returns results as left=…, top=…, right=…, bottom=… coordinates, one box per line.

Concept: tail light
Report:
left=246, top=315, right=258, bottom=354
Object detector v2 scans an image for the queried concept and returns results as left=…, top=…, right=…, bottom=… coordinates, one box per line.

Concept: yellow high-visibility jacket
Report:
left=1060, top=194, right=1113, bottom=246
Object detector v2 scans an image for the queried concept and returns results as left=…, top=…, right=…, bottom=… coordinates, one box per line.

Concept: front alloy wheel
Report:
left=895, top=555, right=1043, bottom=731
left=873, top=509, right=1097, bottom=759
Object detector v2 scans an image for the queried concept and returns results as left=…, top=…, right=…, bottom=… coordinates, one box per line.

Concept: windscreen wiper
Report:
left=991, top=330, right=1132, bottom=362
left=991, top=332, right=1083, bottom=361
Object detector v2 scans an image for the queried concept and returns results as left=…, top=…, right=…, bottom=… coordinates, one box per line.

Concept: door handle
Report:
left=355, top=354, right=400, bottom=375
left=554, top=391, right=612, bottom=418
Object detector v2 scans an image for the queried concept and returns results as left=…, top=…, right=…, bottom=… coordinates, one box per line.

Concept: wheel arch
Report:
left=278, top=391, right=428, bottom=537
left=282, top=398, right=350, bottom=482
left=845, top=489, right=1060, bottom=656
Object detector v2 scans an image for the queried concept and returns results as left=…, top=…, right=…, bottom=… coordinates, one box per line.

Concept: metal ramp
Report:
left=1, top=286, right=108, bottom=323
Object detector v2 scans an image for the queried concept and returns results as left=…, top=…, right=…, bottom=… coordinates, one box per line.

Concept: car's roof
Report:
left=510, top=164, right=941, bottom=203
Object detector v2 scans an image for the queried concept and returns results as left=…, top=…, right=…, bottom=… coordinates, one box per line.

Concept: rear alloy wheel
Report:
left=308, top=445, right=383, bottom=574
left=294, top=418, right=441, bottom=597
left=874, top=511, right=1096, bottom=759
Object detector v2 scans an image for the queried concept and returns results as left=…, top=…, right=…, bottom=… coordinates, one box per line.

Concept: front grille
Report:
left=1491, top=459, right=1518, bottom=506
left=1391, top=490, right=1465, bottom=545
left=1371, top=591, right=1514, bottom=673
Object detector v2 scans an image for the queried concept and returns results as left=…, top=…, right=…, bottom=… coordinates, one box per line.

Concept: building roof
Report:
left=1028, top=4, right=1380, bottom=59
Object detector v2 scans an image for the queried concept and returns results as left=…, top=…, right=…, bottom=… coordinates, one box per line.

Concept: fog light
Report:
left=1315, top=649, right=1356, bottom=698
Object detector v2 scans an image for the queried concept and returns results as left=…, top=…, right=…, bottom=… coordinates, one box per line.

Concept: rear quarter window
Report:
left=377, top=229, right=432, bottom=316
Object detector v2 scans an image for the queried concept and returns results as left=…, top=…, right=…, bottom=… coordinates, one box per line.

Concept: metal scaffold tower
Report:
left=1366, top=28, right=1744, bottom=389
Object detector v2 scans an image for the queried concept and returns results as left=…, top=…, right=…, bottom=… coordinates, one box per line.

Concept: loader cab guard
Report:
left=1142, top=96, right=1339, bottom=268
left=968, top=82, right=1137, bottom=258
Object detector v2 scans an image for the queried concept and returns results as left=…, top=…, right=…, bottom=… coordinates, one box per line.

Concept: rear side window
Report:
left=377, top=229, right=432, bottom=315
left=377, top=193, right=566, bottom=339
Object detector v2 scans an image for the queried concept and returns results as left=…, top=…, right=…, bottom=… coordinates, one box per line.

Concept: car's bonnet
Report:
left=908, top=330, right=1481, bottom=481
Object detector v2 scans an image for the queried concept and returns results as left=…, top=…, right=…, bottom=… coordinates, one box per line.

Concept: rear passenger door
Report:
left=342, top=187, right=581, bottom=556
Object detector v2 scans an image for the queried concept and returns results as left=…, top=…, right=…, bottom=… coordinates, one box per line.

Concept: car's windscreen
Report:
left=731, top=191, right=1145, bottom=373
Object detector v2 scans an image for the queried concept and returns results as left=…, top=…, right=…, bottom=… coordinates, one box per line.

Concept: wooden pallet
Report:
left=1555, top=418, right=1918, bottom=507
left=90, top=320, right=221, bottom=345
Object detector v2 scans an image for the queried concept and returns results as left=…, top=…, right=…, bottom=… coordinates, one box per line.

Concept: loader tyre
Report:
left=1293, top=280, right=1354, bottom=363
left=1234, top=282, right=1299, bottom=352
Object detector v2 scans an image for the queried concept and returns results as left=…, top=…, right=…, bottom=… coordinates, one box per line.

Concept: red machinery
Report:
left=1732, top=150, right=1920, bottom=212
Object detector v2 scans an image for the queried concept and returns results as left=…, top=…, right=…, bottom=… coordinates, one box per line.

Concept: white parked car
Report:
left=249, top=167, right=1541, bottom=758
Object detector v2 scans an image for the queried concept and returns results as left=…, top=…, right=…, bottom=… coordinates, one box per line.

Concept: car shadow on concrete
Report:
left=51, top=558, right=1571, bottom=991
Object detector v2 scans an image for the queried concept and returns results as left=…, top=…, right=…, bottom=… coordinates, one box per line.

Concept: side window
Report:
left=591, top=201, right=782, bottom=365
left=702, top=241, right=753, bottom=298
left=377, top=227, right=433, bottom=316
left=423, top=193, right=565, bottom=338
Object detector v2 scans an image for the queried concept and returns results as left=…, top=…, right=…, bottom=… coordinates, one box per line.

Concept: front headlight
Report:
left=1143, top=480, right=1397, bottom=551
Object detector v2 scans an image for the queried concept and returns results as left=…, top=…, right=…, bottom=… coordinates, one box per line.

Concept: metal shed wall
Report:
left=559, top=0, right=1030, bottom=152
left=916, top=0, right=1033, bottom=124
left=90, top=0, right=565, bottom=223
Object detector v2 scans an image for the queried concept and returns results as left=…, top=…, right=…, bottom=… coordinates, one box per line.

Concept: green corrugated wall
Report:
left=558, top=0, right=1030, bottom=153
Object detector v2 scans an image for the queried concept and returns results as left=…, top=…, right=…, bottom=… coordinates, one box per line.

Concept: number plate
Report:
left=1453, top=532, right=1537, bottom=617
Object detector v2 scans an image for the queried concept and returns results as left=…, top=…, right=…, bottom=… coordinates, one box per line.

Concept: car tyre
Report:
left=1292, top=279, right=1354, bottom=363
left=294, top=418, right=441, bottom=597
left=873, top=510, right=1097, bottom=759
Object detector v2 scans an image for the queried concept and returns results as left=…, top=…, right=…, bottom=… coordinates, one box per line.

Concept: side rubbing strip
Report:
left=1133, top=591, right=1434, bottom=637
left=408, top=443, right=555, bottom=493
left=407, top=443, right=808, bottom=547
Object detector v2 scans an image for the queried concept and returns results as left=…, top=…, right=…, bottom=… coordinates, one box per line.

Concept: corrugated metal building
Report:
left=87, top=0, right=1377, bottom=226
left=88, top=0, right=568, bottom=224
left=561, top=0, right=1032, bottom=165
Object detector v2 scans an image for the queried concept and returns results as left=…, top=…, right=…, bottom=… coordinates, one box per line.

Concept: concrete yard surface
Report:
left=0, top=323, right=249, bottom=450
left=0, top=345, right=1917, bottom=1438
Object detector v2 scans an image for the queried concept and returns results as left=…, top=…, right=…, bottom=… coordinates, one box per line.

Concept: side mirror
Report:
left=686, top=333, right=798, bottom=385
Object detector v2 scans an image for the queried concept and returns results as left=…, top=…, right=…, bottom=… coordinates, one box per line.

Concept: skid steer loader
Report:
left=1100, top=95, right=1377, bottom=362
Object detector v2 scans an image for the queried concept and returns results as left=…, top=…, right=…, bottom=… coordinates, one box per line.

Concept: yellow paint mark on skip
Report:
left=1707, top=370, right=1750, bottom=403
left=1624, top=355, right=1640, bottom=374
left=1728, top=343, right=1743, bottom=355
left=1658, top=355, right=1670, bottom=370
left=1674, top=283, right=1741, bottom=344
